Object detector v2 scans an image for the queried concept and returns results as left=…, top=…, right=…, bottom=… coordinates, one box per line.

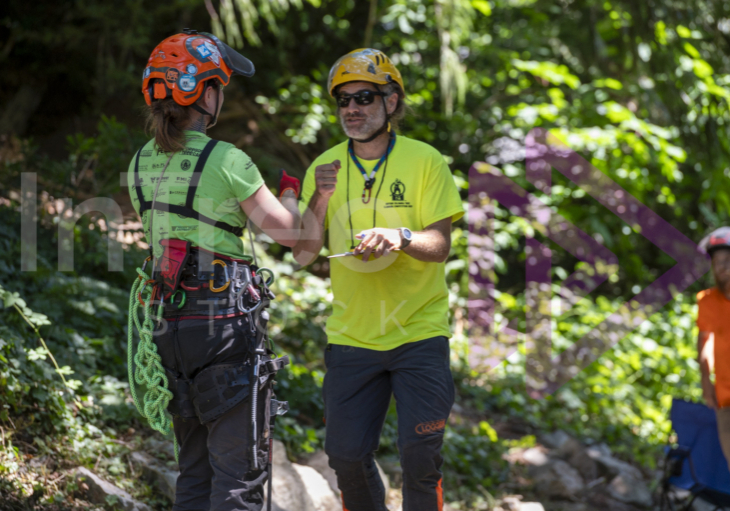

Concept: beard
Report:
left=339, top=105, right=386, bottom=140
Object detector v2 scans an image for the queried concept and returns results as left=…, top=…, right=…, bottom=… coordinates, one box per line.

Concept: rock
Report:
left=556, top=439, right=598, bottom=482
left=266, top=440, right=317, bottom=511
left=523, top=447, right=549, bottom=466
left=292, top=464, right=340, bottom=511
left=544, top=503, right=588, bottom=511
left=130, top=440, right=339, bottom=511
left=587, top=443, right=612, bottom=458
left=503, top=446, right=549, bottom=467
left=693, top=496, right=721, bottom=511
left=130, top=451, right=178, bottom=501
left=302, top=451, right=339, bottom=495
left=586, top=449, right=642, bottom=481
left=530, top=459, right=585, bottom=500
left=386, top=488, right=403, bottom=511
left=74, top=467, right=152, bottom=511
left=585, top=491, right=638, bottom=511
left=300, top=450, right=391, bottom=497
left=607, top=474, right=653, bottom=508
left=541, top=430, right=572, bottom=450
left=143, top=437, right=177, bottom=461
left=501, top=496, right=522, bottom=510
left=376, top=460, right=391, bottom=494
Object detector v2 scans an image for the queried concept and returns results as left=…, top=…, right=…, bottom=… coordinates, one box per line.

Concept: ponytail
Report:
left=145, top=97, right=192, bottom=154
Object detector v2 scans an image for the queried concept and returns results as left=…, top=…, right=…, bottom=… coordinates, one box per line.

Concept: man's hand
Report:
left=314, top=160, right=341, bottom=199
left=353, top=228, right=401, bottom=262
left=703, top=376, right=718, bottom=410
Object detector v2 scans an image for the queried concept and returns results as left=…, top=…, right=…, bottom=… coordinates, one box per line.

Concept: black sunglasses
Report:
left=335, top=90, right=386, bottom=108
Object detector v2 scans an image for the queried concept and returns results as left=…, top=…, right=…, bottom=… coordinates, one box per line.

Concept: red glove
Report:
left=279, top=169, right=301, bottom=198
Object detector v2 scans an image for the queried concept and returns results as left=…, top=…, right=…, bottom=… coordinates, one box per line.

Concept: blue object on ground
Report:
left=663, top=398, right=730, bottom=509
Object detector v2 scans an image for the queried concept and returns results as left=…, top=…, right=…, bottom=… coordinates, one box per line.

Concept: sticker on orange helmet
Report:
left=186, top=64, right=198, bottom=75
left=166, top=68, right=180, bottom=84
left=194, top=40, right=221, bottom=67
left=179, top=75, right=197, bottom=92
left=143, top=67, right=151, bottom=79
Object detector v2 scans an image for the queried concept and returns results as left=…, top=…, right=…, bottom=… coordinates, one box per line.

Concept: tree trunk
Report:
left=0, top=84, right=47, bottom=136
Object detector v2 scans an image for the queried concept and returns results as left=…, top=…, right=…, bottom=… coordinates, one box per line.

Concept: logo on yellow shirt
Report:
left=390, top=179, right=405, bottom=201
left=386, top=179, right=412, bottom=208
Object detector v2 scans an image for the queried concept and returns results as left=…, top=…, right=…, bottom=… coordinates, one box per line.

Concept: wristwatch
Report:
left=398, top=227, right=413, bottom=249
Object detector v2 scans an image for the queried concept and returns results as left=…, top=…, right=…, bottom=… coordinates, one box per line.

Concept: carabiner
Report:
left=237, top=294, right=263, bottom=314
left=138, top=279, right=156, bottom=306
left=141, top=255, right=153, bottom=273
left=171, top=289, right=186, bottom=309
left=210, top=259, right=231, bottom=293
left=257, top=267, right=275, bottom=287
left=180, top=281, right=202, bottom=291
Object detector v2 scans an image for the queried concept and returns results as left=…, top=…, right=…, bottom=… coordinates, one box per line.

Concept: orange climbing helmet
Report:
left=327, top=48, right=404, bottom=97
left=141, top=29, right=255, bottom=106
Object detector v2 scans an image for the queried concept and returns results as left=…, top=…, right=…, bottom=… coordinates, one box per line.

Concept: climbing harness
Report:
left=132, top=139, right=245, bottom=238
left=128, top=141, right=289, bottom=508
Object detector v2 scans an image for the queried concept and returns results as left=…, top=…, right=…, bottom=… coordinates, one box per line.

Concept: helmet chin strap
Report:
left=190, top=83, right=221, bottom=128
left=350, top=88, right=392, bottom=144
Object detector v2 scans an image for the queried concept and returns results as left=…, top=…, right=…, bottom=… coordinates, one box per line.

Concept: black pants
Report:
left=323, top=336, right=455, bottom=511
left=155, top=316, right=266, bottom=511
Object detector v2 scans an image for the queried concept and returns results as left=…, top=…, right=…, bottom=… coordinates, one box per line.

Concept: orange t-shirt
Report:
left=697, top=287, right=730, bottom=408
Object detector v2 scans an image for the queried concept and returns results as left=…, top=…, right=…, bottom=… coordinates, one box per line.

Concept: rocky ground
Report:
left=66, top=430, right=714, bottom=511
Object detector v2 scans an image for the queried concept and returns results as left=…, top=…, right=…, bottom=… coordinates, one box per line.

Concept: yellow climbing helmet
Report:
left=327, top=48, right=405, bottom=97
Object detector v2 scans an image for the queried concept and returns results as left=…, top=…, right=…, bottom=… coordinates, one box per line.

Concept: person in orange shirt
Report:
left=697, top=226, right=730, bottom=469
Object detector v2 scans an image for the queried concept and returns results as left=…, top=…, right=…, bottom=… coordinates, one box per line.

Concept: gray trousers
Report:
left=173, top=399, right=267, bottom=511
left=156, top=316, right=268, bottom=511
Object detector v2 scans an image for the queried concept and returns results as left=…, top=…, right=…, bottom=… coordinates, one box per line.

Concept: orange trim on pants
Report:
left=437, top=478, right=443, bottom=511
left=341, top=493, right=350, bottom=511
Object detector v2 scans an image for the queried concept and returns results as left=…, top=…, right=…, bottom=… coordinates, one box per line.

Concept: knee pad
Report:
left=327, top=454, right=374, bottom=477
left=327, top=454, right=387, bottom=511
left=401, top=438, right=444, bottom=490
left=328, top=454, right=382, bottom=486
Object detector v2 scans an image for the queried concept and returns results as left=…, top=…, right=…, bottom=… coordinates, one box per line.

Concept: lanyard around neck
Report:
left=347, top=132, right=396, bottom=203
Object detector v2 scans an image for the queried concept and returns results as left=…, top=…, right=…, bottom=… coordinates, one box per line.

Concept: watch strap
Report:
left=399, top=227, right=412, bottom=248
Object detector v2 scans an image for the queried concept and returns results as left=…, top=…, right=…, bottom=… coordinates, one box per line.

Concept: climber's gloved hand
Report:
left=279, top=169, right=301, bottom=198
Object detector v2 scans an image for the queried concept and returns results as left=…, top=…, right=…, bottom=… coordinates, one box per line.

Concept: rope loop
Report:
left=128, top=266, right=177, bottom=460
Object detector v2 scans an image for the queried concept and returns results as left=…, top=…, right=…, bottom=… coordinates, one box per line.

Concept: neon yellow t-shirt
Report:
left=127, top=131, right=264, bottom=259
left=300, top=135, right=464, bottom=351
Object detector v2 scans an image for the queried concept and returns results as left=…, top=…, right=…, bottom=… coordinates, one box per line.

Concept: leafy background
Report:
left=1, top=0, right=729, bottom=508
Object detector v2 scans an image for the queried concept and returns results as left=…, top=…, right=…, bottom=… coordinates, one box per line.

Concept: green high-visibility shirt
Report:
left=127, top=131, right=264, bottom=259
left=300, top=136, right=464, bottom=351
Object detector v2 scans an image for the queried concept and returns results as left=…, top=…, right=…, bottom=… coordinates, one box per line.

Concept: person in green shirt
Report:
left=130, top=31, right=300, bottom=511
left=293, top=49, right=464, bottom=511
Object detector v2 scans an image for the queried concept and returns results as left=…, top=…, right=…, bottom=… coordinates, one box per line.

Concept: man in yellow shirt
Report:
left=293, top=49, right=463, bottom=511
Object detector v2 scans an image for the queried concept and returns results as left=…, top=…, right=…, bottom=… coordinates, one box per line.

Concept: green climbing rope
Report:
left=127, top=267, right=176, bottom=452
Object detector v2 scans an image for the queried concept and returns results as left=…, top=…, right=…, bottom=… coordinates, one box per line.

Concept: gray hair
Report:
left=381, top=82, right=409, bottom=130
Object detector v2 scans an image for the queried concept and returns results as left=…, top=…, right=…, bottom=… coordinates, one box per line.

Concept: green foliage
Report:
left=3, top=0, right=730, bottom=508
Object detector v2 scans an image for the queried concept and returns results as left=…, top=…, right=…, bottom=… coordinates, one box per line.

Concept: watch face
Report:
left=402, top=228, right=412, bottom=239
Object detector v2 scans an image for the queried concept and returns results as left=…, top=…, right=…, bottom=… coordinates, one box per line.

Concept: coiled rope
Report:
left=127, top=267, right=177, bottom=459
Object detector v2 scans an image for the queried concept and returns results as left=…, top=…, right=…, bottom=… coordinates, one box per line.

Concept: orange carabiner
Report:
left=210, top=259, right=231, bottom=293
left=141, top=255, right=153, bottom=272
left=138, top=279, right=157, bottom=305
